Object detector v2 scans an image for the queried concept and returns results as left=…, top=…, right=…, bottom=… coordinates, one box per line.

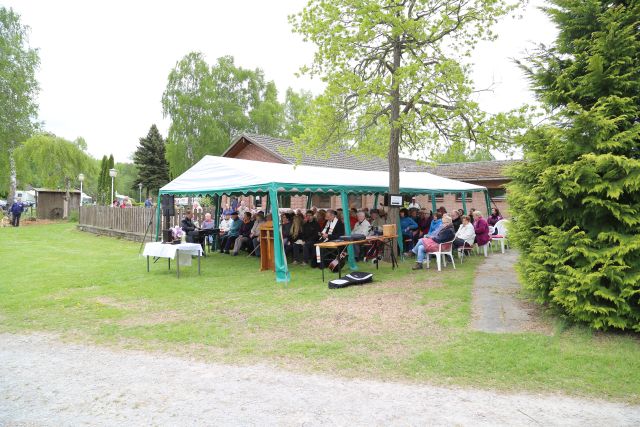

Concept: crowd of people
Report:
left=176, top=201, right=506, bottom=270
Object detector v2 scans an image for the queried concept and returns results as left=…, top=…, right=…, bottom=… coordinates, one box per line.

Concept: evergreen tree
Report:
left=133, top=124, right=170, bottom=198
left=509, top=1, right=640, bottom=331
left=97, top=155, right=108, bottom=205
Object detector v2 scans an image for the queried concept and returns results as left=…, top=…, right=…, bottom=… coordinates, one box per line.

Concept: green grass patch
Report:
left=0, top=223, right=639, bottom=402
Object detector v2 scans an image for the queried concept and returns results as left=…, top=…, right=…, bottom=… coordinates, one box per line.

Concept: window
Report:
left=348, top=194, right=362, bottom=209
left=488, top=188, right=507, bottom=200
left=312, top=194, right=332, bottom=208
left=278, top=194, right=292, bottom=208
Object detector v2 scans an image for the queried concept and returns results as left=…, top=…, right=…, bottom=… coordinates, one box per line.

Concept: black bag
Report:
left=328, top=271, right=374, bottom=289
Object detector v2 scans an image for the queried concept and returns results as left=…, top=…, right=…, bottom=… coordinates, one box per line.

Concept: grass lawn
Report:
left=1, top=222, right=639, bottom=402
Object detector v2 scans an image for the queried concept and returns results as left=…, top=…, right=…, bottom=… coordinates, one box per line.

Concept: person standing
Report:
left=144, top=197, right=153, bottom=208
left=10, top=199, right=24, bottom=227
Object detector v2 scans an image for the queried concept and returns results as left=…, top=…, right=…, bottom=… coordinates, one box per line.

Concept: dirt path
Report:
left=1, top=333, right=638, bottom=426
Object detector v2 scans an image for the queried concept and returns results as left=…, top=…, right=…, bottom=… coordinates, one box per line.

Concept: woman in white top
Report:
left=453, top=215, right=476, bottom=250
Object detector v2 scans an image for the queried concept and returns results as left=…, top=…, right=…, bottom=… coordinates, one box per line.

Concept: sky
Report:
left=5, top=0, right=557, bottom=163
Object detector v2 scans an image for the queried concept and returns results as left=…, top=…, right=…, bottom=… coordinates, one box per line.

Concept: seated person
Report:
left=293, top=210, right=320, bottom=265
left=311, top=209, right=345, bottom=268
left=399, top=208, right=418, bottom=251
left=426, top=211, right=443, bottom=236
left=351, top=211, right=371, bottom=261
left=249, top=212, right=265, bottom=256
left=232, top=211, right=255, bottom=255
left=368, top=209, right=385, bottom=235
left=411, top=215, right=455, bottom=270
left=453, top=215, right=475, bottom=252
left=473, top=211, right=491, bottom=247
left=451, top=210, right=462, bottom=231
left=219, top=211, right=241, bottom=254
left=280, top=213, right=293, bottom=250
left=200, top=212, right=216, bottom=250
left=180, top=210, right=201, bottom=245
left=287, top=213, right=304, bottom=257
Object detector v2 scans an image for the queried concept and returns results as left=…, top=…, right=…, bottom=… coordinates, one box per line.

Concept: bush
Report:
left=509, top=1, right=640, bottom=331
left=68, top=211, right=79, bottom=223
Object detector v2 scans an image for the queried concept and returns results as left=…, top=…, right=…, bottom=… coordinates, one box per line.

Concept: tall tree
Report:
left=283, top=88, right=314, bottom=140
left=0, top=7, right=40, bottom=200
left=97, top=155, right=109, bottom=205
left=509, top=1, right=640, bottom=331
left=133, top=124, right=170, bottom=198
left=162, top=53, right=286, bottom=177
left=291, top=0, right=525, bottom=247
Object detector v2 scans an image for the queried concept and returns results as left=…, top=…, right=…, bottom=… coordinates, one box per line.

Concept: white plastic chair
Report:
left=425, top=240, right=456, bottom=271
left=491, top=219, right=510, bottom=253
left=476, top=241, right=493, bottom=256
left=457, top=242, right=474, bottom=263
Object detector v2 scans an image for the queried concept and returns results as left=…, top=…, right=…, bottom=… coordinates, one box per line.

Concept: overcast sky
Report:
left=5, top=0, right=556, bottom=163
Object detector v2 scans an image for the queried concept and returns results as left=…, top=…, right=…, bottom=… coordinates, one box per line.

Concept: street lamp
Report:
left=109, top=168, right=117, bottom=206
left=138, top=182, right=143, bottom=204
left=78, top=173, right=85, bottom=207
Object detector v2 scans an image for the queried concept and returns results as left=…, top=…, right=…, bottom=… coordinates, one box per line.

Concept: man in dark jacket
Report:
left=293, top=210, right=321, bottom=265
left=10, top=199, right=24, bottom=227
left=180, top=210, right=200, bottom=244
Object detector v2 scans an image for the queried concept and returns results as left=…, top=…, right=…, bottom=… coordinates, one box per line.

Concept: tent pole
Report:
left=155, top=191, right=162, bottom=241
left=373, top=193, right=379, bottom=210
left=269, top=187, right=290, bottom=283
left=340, top=190, right=357, bottom=271
left=213, top=194, right=220, bottom=228
left=306, top=192, right=312, bottom=210
left=461, top=191, right=467, bottom=215
left=484, top=190, right=491, bottom=216
left=431, top=191, right=437, bottom=213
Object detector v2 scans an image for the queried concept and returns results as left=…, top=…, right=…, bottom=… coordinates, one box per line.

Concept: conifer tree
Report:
left=509, top=0, right=640, bottom=331
left=133, top=124, right=170, bottom=198
left=96, top=155, right=108, bottom=205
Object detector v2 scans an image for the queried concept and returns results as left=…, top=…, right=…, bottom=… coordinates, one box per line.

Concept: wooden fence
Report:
left=77, top=206, right=218, bottom=242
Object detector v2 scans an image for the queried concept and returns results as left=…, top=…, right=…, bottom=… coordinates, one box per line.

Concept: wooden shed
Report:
left=35, top=189, right=81, bottom=219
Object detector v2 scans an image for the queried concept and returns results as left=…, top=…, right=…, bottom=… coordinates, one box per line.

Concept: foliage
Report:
left=133, top=124, right=170, bottom=198
left=0, top=6, right=40, bottom=198
left=1, top=223, right=639, bottom=401
left=283, top=88, right=314, bottom=140
left=430, top=140, right=495, bottom=163
left=508, top=1, right=640, bottom=331
left=290, top=0, right=527, bottom=181
left=14, top=133, right=96, bottom=191
left=96, top=155, right=109, bottom=205
left=114, top=161, right=139, bottom=200
left=162, top=54, right=287, bottom=177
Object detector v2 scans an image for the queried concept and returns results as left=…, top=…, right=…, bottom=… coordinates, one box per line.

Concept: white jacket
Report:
left=351, top=219, right=371, bottom=236
left=456, top=223, right=476, bottom=245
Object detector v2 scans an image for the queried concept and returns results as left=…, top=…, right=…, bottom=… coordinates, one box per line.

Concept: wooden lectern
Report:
left=259, top=221, right=275, bottom=271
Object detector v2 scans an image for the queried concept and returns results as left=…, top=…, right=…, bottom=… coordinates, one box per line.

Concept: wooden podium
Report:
left=259, top=221, right=275, bottom=271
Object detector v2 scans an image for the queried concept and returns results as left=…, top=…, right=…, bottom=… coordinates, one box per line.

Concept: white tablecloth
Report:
left=143, top=242, right=202, bottom=266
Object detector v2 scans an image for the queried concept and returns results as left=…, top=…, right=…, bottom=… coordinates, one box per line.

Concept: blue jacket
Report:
left=428, top=218, right=442, bottom=235
left=10, top=202, right=24, bottom=215
left=400, top=216, right=418, bottom=235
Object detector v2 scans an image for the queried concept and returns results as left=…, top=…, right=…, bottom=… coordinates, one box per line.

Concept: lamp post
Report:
left=78, top=173, right=85, bottom=206
left=109, top=168, right=117, bottom=207
left=138, top=182, right=143, bottom=204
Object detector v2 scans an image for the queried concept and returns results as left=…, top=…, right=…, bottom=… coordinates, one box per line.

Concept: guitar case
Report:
left=328, top=272, right=374, bottom=289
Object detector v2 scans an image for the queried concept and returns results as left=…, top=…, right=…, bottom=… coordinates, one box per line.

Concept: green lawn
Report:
left=1, top=222, right=639, bottom=402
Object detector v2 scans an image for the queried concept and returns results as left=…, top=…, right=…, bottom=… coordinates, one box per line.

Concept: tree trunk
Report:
left=8, top=145, right=17, bottom=208
left=386, top=38, right=402, bottom=260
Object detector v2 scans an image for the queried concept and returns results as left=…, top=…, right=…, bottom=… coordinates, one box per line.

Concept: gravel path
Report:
left=1, top=333, right=639, bottom=426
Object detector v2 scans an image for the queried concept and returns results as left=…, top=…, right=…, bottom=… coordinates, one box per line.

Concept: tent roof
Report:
left=160, top=155, right=486, bottom=196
